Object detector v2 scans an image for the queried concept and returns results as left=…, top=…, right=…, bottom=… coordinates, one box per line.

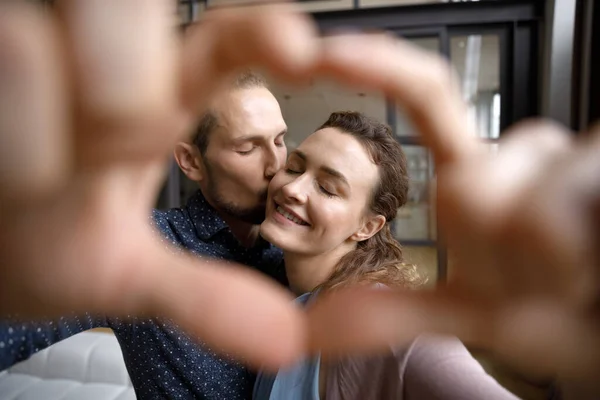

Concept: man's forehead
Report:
left=212, top=88, right=286, bottom=140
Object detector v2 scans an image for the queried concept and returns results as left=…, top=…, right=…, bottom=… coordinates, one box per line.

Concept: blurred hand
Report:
left=305, top=34, right=600, bottom=380
left=3, top=0, right=598, bottom=379
left=0, top=0, right=326, bottom=371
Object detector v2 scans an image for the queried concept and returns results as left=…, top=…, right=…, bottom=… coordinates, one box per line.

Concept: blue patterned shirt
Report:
left=0, top=190, right=286, bottom=399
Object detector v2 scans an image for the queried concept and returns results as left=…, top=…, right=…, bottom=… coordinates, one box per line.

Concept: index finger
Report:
left=318, top=33, right=481, bottom=167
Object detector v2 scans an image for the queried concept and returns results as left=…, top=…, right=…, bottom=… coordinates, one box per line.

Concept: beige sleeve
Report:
left=402, top=335, right=521, bottom=400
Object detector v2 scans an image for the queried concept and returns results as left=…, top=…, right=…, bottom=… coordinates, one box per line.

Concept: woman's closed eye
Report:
left=318, top=182, right=337, bottom=198
left=284, top=161, right=303, bottom=174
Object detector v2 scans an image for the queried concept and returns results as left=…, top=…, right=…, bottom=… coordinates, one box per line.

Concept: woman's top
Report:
left=254, top=293, right=519, bottom=400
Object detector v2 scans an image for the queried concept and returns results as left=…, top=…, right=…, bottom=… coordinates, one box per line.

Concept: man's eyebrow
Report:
left=233, top=130, right=287, bottom=143
left=232, top=135, right=263, bottom=143
left=291, top=150, right=306, bottom=160
left=291, top=150, right=349, bottom=186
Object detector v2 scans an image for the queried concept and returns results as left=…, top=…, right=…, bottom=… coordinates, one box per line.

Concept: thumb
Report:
left=116, top=234, right=306, bottom=372
left=0, top=2, right=70, bottom=206
left=306, top=287, right=600, bottom=380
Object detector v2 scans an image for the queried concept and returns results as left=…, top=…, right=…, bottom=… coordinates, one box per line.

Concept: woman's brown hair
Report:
left=316, top=111, right=427, bottom=291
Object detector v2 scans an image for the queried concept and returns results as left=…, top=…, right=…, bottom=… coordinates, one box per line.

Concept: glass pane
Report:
left=359, top=0, right=499, bottom=10
left=395, top=37, right=441, bottom=137
left=450, top=34, right=501, bottom=139
left=178, top=3, right=190, bottom=24
left=269, top=79, right=387, bottom=150
left=393, top=145, right=436, bottom=241
left=207, top=0, right=353, bottom=11
left=403, top=245, right=438, bottom=286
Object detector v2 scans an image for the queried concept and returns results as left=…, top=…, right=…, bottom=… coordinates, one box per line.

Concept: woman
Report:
left=254, top=111, right=518, bottom=400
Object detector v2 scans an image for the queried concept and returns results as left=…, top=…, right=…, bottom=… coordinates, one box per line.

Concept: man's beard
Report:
left=205, top=175, right=268, bottom=225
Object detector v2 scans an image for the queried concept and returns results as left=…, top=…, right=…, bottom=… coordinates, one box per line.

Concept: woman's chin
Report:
left=260, top=221, right=295, bottom=251
left=259, top=220, right=279, bottom=243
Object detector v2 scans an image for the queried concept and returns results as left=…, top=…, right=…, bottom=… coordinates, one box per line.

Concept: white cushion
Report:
left=0, top=332, right=135, bottom=400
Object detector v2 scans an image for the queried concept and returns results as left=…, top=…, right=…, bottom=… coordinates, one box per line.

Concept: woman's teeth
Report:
left=276, top=206, right=307, bottom=226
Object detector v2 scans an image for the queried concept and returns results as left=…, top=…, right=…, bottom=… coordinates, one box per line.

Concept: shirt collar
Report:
left=186, top=191, right=273, bottom=252
left=186, top=190, right=229, bottom=240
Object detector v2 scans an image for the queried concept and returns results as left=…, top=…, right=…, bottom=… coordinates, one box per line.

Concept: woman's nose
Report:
left=281, top=177, right=308, bottom=204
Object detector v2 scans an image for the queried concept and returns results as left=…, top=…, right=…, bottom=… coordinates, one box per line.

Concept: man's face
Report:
left=200, top=87, right=288, bottom=224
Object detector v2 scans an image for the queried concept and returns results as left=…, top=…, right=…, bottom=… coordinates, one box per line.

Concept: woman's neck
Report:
left=284, top=244, right=354, bottom=296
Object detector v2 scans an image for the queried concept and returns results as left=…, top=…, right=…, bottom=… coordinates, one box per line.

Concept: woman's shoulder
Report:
left=326, top=337, right=418, bottom=399
left=400, top=334, right=498, bottom=373
left=327, top=336, right=473, bottom=388
left=326, top=335, right=484, bottom=399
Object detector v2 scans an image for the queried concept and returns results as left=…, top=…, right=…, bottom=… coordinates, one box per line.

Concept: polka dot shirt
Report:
left=0, top=190, right=286, bottom=400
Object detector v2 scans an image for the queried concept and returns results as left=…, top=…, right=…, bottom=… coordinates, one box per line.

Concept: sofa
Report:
left=0, top=331, right=135, bottom=400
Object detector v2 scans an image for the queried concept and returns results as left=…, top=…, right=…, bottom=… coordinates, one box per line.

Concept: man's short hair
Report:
left=192, top=71, right=269, bottom=155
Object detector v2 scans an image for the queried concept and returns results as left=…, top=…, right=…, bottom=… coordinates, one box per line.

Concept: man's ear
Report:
left=173, top=142, right=205, bottom=182
left=350, top=214, right=386, bottom=242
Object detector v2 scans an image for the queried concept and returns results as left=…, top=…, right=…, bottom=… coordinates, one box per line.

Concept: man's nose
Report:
left=265, top=146, right=284, bottom=179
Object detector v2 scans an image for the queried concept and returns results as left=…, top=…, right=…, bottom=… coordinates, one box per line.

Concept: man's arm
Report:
left=0, top=314, right=107, bottom=371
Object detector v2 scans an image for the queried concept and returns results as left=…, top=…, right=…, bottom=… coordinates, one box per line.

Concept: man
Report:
left=1, top=71, right=290, bottom=399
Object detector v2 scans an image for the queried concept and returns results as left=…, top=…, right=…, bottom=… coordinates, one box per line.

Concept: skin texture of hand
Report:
left=306, top=93, right=600, bottom=380
left=0, top=0, right=324, bottom=371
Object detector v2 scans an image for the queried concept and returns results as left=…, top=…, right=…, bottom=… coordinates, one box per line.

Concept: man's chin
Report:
left=211, top=194, right=267, bottom=224
left=239, top=211, right=266, bottom=225
left=227, top=204, right=266, bottom=225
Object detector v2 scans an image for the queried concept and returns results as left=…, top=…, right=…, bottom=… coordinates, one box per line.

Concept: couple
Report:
left=0, top=73, right=515, bottom=399
left=253, top=109, right=518, bottom=399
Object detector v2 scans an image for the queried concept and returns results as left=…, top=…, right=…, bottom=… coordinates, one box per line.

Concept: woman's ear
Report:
left=350, top=214, right=386, bottom=242
left=173, top=142, right=205, bottom=182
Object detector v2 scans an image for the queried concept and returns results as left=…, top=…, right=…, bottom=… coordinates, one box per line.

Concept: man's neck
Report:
left=284, top=244, right=354, bottom=295
left=218, top=212, right=261, bottom=248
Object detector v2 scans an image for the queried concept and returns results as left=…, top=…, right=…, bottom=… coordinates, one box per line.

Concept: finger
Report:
left=306, top=287, right=495, bottom=358
left=108, top=233, right=306, bottom=371
left=179, top=3, right=319, bottom=120
left=483, top=300, right=600, bottom=381
left=439, top=120, right=573, bottom=297
left=307, top=288, right=600, bottom=380
left=181, top=17, right=475, bottom=168
left=317, top=33, right=480, bottom=167
left=0, top=2, right=70, bottom=206
left=439, top=119, right=572, bottom=231
left=506, top=126, right=600, bottom=304
left=488, top=120, right=575, bottom=297
left=57, top=0, right=180, bottom=164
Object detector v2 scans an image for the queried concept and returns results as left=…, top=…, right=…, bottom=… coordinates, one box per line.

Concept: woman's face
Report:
left=260, top=127, right=382, bottom=256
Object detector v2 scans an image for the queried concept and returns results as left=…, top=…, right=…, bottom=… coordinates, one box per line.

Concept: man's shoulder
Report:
left=152, top=207, right=181, bottom=227
left=150, top=207, right=191, bottom=241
